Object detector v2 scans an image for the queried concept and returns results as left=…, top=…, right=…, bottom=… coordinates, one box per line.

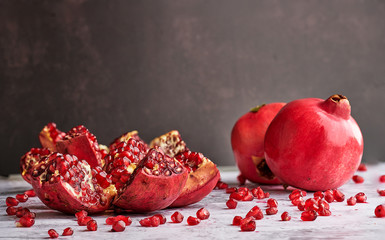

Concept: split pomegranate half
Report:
left=20, top=148, right=51, bottom=184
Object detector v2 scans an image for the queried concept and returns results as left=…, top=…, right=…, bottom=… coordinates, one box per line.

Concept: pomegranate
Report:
left=20, top=148, right=51, bottom=184
left=113, top=147, right=188, bottom=212
left=39, top=122, right=66, bottom=152
left=30, top=153, right=116, bottom=214
left=56, top=125, right=103, bottom=168
left=109, top=130, right=148, bottom=151
left=264, top=94, right=364, bottom=191
left=150, top=130, right=220, bottom=207
left=231, top=103, right=285, bottom=184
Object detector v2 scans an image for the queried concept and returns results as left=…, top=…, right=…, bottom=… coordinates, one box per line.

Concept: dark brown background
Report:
left=1, top=0, right=385, bottom=176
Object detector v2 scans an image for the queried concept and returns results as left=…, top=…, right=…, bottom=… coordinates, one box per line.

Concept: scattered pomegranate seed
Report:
left=153, top=214, right=166, bottom=224
left=187, top=216, right=201, bottom=226
left=24, top=189, right=36, bottom=197
left=318, top=206, right=332, bottom=216
left=216, top=181, right=228, bottom=189
left=48, top=229, right=59, bottom=239
left=16, top=216, right=35, bottom=227
left=266, top=207, right=278, bottom=215
left=380, top=175, right=385, bottom=183
left=301, top=210, right=317, bottom=221
left=355, top=192, right=367, bottom=203
left=357, top=163, right=367, bottom=171
left=106, top=216, right=116, bottom=225
left=87, top=220, right=98, bottom=231
left=240, top=219, right=256, bottom=231
left=62, top=227, right=74, bottom=236
left=139, top=216, right=160, bottom=227
left=297, top=201, right=305, bottom=211
left=251, top=187, right=265, bottom=199
left=352, top=175, right=364, bottom=184
left=291, top=196, right=304, bottom=206
left=313, top=191, right=324, bottom=199
left=347, top=197, right=357, bottom=206
left=267, top=198, right=278, bottom=208
left=16, top=208, right=30, bottom=218
left=232, top=216, right=243, bottom=226
left=112, top=220, right=126, bottom=232
left=375, top=205, right=385, bottom=218
left=377, top=189, right=385, bottom=196
left=226, top=187, right=237, bottom=194
left=75, top=210, right=88, bottom=220
left=226, top=199, right=238, bottom=209
left=24, top=212, right=36, bottom=219
left=324, top=193, right=334, bottom=203
left=237, top=174, right=246, bottom=185
left=171, top=211, right=184, bottom=223
left=304, top=198, right=319, bottom=212
left=6, top=206, right=17, bottom=216
left=139, top=218, right=152, bottom=227
left=281, top=211, right=291, bottom=221
left=116, top=215, right=132, bottom=226
left=78, top=216, right=93, bottom=226
left=246, top=206, right=264, bottom=220
left=15, top=194, right=29, bottom=203
left=333, top=189, right=345, bottom=202
left=229, top=191, right=244, bottom=201
left=196, top=208, right=210, bottom=220
left=242, top=191, right=254, bottom=201
left=265, top=192, right=270, bottom=198
left=6, top=197, right=19, bottom=207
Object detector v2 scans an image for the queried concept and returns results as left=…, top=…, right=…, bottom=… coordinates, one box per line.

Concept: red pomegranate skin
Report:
left=264, top=95, right=364, bottom=191
left=231, top=103, right=285, bottom=184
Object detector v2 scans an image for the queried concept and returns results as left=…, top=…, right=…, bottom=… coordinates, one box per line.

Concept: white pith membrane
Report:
left=149, top=130, right=188, bottom=158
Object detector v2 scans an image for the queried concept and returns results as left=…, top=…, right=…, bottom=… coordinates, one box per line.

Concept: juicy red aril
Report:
left=196, top=208, right=210, bottom=220
left=229, top=192, right=244, bottom=201
left=232, top=216, right=243, bottom=226
left=237, top=174, right=246, bottom=185
left=16, top=208, right=30, bottom=218
left=313, top=191, right=324, bottom=199
left=226, top=199, right=238, bottom=209
left=75, top=210, right=88, bottom=220
left=304, top=198, right=319, bottom=211
left=289, top=189, right=302, bottom=200
left=187, top=216, right=201, bottom=226
left=153, top=214, right=166, bottom=224
left=291, top=196, right=304, bottom=206
left=48, top=229, right=59, bottom=238
left=139, top=218, right=152, bottom=227
left=246, top=206, right=264, bottom=220
left=240, top=219, right=256, bottom=231
left=116, top=215, right=132, bottom=226
left=251, top=187, right=265, bottom=199
left=87, top=220, right=98, bottom=231
left=297, top=201, right=305, bottom=211
left=281, top=212, right=291, bottom=221
left=24, top=212, right=36, bottom=219
left=377, top=190, right=385, bottom=196
left=16, top=194, right=29, bottom=202
left=333, top=189, right=345, bottom=202
left=6, top=197, right=18, bottom=207
left=112, top=220, right=126, bottom=232
left=171, top=211, right=184, bottom=223
left=226, top=187, right=237, bottom=194
left=6, top=206, right=17, bottom=215
left=352, top=175, right=364, bottom=183
left=301, top=210, right=317, bottom=221
left=62, top=227, right=74, bottom=236
left=347, top=197, right=356, bottom=206
left=216, top=181, right=228, bottom=189
left=355, top=192, right=367, bottom=203
left=318, top=206, right=332, bottom=216
left=78, top=216, right=93, bottom=226
left=267, top=198, right=278, bottom=208
left=16, top=216, right=35, bottom=227
left=379, top=175, right=385, bottom=183
left=375, top=205, right=385, bottom=218
left=324, top=194, right=334, bottom=203
left=266, top=207, right=278, bottom=215
left=139, top=216, right=160, bottom=227
left=357, top=163, right=367, bottom=171
left=242, top=191, right=254, bottom=201
left=24, top=189, right=36, bottom=197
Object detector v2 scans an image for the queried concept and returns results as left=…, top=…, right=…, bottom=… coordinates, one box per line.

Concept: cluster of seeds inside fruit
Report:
left=141, top=147, right=184, bottom=176
left=64, top=125, right=100, bottom=152
left=174, top=151, right=205, bottom=172
left=20, top=148, right=51, bottom=181
left=45, top=122, right=66, bottom=143
left=150, top=131, right=188, bottom=158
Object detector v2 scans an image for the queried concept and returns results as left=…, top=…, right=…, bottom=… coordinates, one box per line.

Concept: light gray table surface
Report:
left=1, top=164, right=385, bottom=239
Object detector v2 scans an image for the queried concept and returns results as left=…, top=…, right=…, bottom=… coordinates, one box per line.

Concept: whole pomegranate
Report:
left=264, top=94, right=364, bottom=191
left=231, top=103, right=285, bottom=184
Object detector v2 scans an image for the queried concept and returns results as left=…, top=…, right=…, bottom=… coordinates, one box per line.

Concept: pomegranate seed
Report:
left=318, top=206, right=332, bottom=216
left=6, top=197, right=18, bottom=207
left=196, top=208, right=210, bottom=220
left=264, top=192, right=270, bottom=198
left=246, top=206, right=264, bottom=220
left=171, top=211, right=184, bottom=223
left=251, top=187, right=265, bottom=199
left=379, top=175, right=385, bottom=183
left=48, top=229, right=59, bottom=238
left=78, top=216, right=93, bottom=226
left=150, top=216, right=161, bottom=227
left=139, top=218, right=152, bottom=227
left=106, top=216, right=116, bottom=225
left=291, top=196, right=304, bottom=206
left=16, top=208, right=30, bottom=218
left=87, top=220, right=98, bottom=231
left=116, top=215, right=132, bottom=226
left=301, top=210, right=317, bottom=221
left=352, top=175, right=364, bottom=183
left=6, top=206, right=17, bottom=215
left=324, top=194, right=334, bottom=203
left=237, top=174, right=246, bottom=185
left=226, top=187, right=237, bottom=194
left=16, top=216, right=35, bottom=227
left=375, top=205, right=385, bottom=218
left=139, top=217, right=160, bottom=227
left=267, top=198, right=278, bottom=208
left=377, top=189, right=385, bottom=196
left=347, top=197, right=357, bottom=206
left=242, top=191, right=254, bottom=201
left=75, top=210, right=88, bottom=220
left=229, top=192, right=244, bottom=201
left=62, top=227, right=74, bottom=236
left=304, top=198, right=319, bottom=211
left=16, top=194, right=29, bottom=203
left=355, top=192, right=367, bottom=203
left=232, top=216, right=243, bottom=226
left=266, top=207, right=278, bottom=215
left=313, top=191, right=324, bottom=199
left=318, top=199, right=330, bottom=209
left=24, top=212, right=36, bottom=219
left=153, top=214, right=166, bottom=224
left=333, top=189, right=345, bottom=202
left=297, top=201, right=306, bottom=211
left=357, top=163, right=367, bottom=171
left=112, top=220, right=126, bottom=232
left=226, top=199, right=238, bottom=209
left=240, top=219, right=256, bottom=231
left=187, top=216, right=200, bottom=226
left=281, top=211, right=291, bottom=221
left=216, top=181, right=228, bottom=189
left=24, top=189, right=36, bottom=197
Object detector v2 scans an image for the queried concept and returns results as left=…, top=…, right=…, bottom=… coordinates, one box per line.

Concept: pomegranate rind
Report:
left=169, top=157, right=220, bottom=207
left=149, top=130, right=188, bottom=158
left=38, top=123, right=65, bottom=152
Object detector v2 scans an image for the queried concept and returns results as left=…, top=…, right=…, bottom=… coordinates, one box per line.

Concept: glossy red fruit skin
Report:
left=265, top=95, right=364, bottom=191
left=231, top=103, right=285, bottom=184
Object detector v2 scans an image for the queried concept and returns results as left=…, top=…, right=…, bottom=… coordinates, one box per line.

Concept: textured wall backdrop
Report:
left=1, top=0, right=385, bottom=176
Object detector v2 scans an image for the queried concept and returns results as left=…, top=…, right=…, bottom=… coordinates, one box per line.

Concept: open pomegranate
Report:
left=39, top=123, right=66, bottom=152
left=30, top=152, right=116, bottom=214
left=231, top=103, right=285, bottom=184
left=56, top=125, right=103, bottom=168
left=113, top=147, right=188, bottom=212
left=264, top=94, right=364, bottom=191
left=20, top=148, right=51, bottom=184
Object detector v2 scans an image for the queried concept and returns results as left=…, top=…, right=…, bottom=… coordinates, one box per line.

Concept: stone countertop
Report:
left=1, top=164, right=385, bottom=239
